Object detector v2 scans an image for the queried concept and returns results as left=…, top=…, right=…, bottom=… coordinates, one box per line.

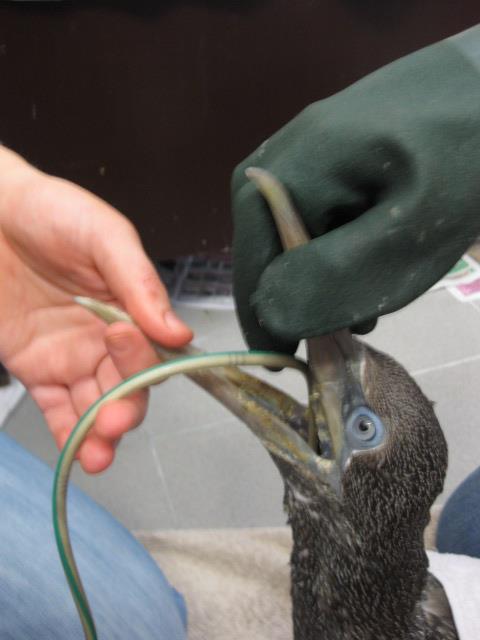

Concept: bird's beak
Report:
left=226, top=328, right=370, bottom=492
left=229, top=329, right=372, bottom=500
left=307, top=330, right=368, bottom=464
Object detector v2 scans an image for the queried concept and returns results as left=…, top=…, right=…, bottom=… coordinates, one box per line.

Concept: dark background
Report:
left=0, top=1, right=479, bottom=257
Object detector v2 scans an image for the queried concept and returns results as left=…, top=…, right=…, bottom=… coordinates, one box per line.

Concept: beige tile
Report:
left=364, top=289, right=480, bottom=373
left=70, top=427, right=177, bottom=531
left=152, top=418, right=286, bottom=529
left=143, top=374, right=240, bottom=440
left=414, top=358, right=480, bottom=503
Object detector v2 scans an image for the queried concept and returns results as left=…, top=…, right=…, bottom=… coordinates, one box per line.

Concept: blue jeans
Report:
left=437, top=466, right=480, bottom=558
left=0, top=432, right=187, bottom=639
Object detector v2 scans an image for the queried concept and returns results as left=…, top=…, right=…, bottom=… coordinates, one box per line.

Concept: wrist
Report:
left=0, top=234, right=20, bottom=363
left=0, top=147, right=39, bottom=359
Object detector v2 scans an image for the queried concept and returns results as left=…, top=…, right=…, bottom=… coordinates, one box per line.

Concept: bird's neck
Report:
left=287, top=498, right=430, bottom=640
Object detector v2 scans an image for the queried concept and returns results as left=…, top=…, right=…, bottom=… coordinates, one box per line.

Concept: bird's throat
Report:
left=287, top=503, right=430, bottom=640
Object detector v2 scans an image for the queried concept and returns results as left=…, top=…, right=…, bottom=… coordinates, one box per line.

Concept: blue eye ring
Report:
left=346, top=406, right=385, bottom=450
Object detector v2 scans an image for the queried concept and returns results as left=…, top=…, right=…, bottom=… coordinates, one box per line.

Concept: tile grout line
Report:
left=469, top=301, right=480, bottom=318
left=146, top=431, right=179, bottom=527
left=412, top=352, right=480, bottom=377
left=144, top=411, right=236, bottom=438
left=152, top=417, right=240, bottom=442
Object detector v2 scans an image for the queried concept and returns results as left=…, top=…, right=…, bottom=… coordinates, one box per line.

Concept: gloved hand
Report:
left=232, top=26, right=480, bottom=354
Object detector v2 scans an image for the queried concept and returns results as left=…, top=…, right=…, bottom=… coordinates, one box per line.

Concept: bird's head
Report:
left=260, top=330, right=447, bottom=546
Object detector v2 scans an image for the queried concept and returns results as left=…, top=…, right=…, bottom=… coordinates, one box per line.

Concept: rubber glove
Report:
left=232, top=25, right=480, bottom=354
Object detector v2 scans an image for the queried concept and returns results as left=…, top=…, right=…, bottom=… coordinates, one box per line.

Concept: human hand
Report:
left=0, top=146, right=192, bottom=472
left=232, top=28, right=480, bottom=354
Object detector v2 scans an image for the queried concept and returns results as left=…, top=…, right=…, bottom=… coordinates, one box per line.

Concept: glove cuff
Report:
left=449, top=23, right=480, bottom=72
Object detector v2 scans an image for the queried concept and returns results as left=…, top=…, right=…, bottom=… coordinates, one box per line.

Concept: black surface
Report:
left=0, top=1, right=478, bottom=257
left=0, top=362, right=10, bottom=387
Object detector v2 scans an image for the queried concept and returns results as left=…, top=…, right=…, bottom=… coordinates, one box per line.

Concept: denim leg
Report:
left=437, top=465, right=480, bottom=558
left=0, top=432, right=187, bottom=639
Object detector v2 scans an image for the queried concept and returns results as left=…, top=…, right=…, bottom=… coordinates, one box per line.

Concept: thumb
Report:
left=93, top=220, right=193, bottom=348
left=252, top=218, right=390, bottom=341
left=254, top=200, right=446, bottom=341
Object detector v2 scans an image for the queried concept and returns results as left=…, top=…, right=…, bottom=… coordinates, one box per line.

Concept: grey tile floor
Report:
left=4, top=288, right=480, bottom=532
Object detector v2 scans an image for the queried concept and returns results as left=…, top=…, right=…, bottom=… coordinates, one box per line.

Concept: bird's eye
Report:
left=346, top=407, right=385, bottom=449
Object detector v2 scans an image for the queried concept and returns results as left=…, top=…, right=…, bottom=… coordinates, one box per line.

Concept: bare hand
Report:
left=0, top=147, right=192, bottom=473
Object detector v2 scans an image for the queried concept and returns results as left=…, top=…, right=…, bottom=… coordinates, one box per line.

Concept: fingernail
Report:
left=163, top=309, right=190, bottom=334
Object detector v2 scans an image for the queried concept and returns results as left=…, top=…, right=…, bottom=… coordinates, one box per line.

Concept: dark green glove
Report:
left=232, top=26, right=480, bottom=354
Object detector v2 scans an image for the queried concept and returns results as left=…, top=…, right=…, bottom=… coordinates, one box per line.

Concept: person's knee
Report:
left=0, top=434, right=187, bottom=639
left=437, top=467, right=480, bottom=558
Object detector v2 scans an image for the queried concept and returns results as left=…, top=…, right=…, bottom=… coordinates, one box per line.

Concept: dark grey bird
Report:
left=269, top=333, right=457, bottom=640
left=175, top=306, right=459, bottom=639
